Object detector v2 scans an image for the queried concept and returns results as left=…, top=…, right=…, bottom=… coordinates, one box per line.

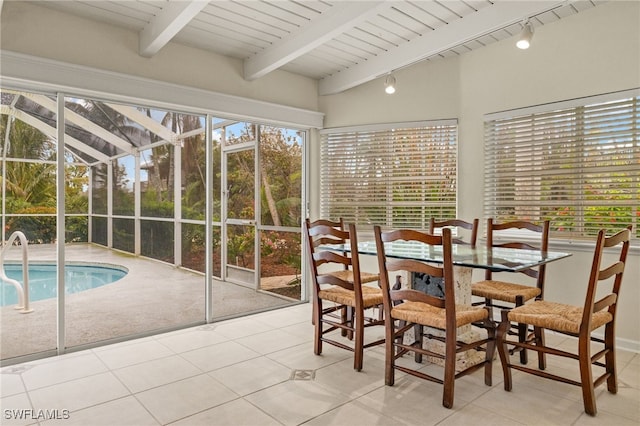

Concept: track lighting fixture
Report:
left=384, top=73, right=396, bottom=94
left=516, top=20, right=534, bottom=50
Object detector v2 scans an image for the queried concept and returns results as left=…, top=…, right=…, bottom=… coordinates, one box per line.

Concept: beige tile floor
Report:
left=1, top=303, right=638, bottom=426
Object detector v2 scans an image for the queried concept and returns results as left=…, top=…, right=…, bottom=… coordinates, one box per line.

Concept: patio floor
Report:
left=1, top=243, right=300, bottom=361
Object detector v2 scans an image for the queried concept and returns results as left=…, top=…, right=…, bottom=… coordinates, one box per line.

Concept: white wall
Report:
left=319, top=56, right=461, bottom=127
left=317, top=1, right=640, bottom=350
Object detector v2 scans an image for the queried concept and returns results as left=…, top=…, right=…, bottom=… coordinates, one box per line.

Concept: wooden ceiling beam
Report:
left=243, top=1, right=389, bottom=81
left=139, top=1, right=208, bottom=57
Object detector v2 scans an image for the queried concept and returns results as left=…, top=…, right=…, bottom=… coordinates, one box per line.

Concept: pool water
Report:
left=1, top=263, right=127, bottom=307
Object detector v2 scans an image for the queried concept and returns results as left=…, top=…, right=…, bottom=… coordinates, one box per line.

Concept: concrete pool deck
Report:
left=1, top=243, right=300, bottom=361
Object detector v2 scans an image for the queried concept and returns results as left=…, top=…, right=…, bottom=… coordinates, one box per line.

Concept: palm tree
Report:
left=1, top=115, right=56, bottom=211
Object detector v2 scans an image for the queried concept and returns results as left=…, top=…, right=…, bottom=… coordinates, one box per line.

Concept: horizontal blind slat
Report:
left=484, top=91, right=639, bottom=240
left=321, top=123, right=458, bottom=227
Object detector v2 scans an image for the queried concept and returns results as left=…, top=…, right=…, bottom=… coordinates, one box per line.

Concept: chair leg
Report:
left=385, top=317, right=396, bottom=386
left=604, top=323, right=618, bottom=394
left=442, top=327, right=456, bottom=409
left=314, top=299, right=323, bottom=356
left=515, top=296, right=528, bottom=365
left=395, top=320, right=406, bottom=354
left=485, top=297, right=495, bottom=322
left=534, top=326, right=546, bottom=370
left=354, top=307, right=364, bottom=371
left=346, top=306, right=355, bottom=340
left=414, top=324, right=424, bottom=363
left=578, top=335, right=597, bottom=416
left=497, top=310, right=513, bottom=391
left=483, top=312, right=495, bottom=386
left=517, top=321, right=527, bottom=364
left=341, top=306, right=349, bottom=337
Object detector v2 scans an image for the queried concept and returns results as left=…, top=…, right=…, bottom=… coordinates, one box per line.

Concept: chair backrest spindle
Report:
left=429, top=218, right=479, bottom=247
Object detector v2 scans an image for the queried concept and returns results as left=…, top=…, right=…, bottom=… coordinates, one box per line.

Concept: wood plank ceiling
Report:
left=31, top=0, right=606, bottom=95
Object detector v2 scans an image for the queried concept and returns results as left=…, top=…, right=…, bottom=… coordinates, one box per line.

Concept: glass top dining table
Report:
left=321, top=240, right=572, bottom=272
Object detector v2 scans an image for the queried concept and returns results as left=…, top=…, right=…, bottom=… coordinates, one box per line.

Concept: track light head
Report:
left=517, top=20, right=534, bottom=50
left=384, top=74, right=396, bottom=94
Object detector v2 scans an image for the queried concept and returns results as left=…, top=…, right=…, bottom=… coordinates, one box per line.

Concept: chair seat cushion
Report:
left=318, top=285, right=383, bottom=308
left=507, top=300, right=613, bottom=334
left=391, top=301, right=488, bottom=329
left=472, top=280, right=541, bottom=303
left=328, top=270, right=379, bottom=284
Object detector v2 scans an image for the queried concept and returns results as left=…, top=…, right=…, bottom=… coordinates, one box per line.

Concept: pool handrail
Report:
left=0, top=231, right=33, bottom=313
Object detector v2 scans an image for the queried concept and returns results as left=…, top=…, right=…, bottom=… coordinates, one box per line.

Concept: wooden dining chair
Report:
left=429, top=218, right=479, bottom=246
left=374, top=225, right=495, bottom=409
left=306, top=218, right=381, bottom=335
left=409, top=218, right=478, bottom=357
left=304, top=219, right=384, bottom=371
left=306, top=218, right=351, bottom=334
left=497, top=226, right=631, bottom=416
left=471, top=218, right=550, bottom=365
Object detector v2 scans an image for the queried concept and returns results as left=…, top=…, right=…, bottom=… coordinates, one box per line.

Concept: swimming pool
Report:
left=0, top=263, right=128, bottom=307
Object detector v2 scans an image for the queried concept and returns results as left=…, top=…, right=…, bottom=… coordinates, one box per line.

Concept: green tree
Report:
left=1, top=116, right=56, bottom=212
left=260, top=126, right=302, bottom=227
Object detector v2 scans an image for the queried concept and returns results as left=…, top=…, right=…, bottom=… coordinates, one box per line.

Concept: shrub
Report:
left=6, top=206, right=56, bottom=243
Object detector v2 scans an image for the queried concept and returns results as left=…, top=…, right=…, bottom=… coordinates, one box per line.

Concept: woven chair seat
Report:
left=472, top=280, right=541, bottom=303
left=318, top=285, right=384, bottom=308
left=327, top=270, right=379, bottom=284
left=508, top=300, right=613, bottom=335
left=391, top=301, right=488, bottom=329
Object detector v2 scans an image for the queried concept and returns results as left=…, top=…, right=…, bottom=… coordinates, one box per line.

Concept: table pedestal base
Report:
left=422, top=328, right=487, bottom=371
left=402, top=326, right=487, bottom=371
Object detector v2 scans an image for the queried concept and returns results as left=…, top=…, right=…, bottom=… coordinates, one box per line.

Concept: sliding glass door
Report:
left=223, top=142, right=256, bottom=287
left=1, top=87, right=307, bottom=364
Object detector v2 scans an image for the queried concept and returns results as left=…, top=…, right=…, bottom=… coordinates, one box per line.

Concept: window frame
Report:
left=319, top=120, right=458, bottom=230
left=484, top=88, right=639, bottom=244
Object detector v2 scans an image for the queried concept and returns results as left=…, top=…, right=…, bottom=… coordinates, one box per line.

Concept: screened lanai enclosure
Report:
left=0, top=88, right=306, bottom=362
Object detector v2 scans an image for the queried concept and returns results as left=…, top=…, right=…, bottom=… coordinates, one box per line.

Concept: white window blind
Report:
left=484, top=89, right=639, bottom=241
left=320, top=120, right=457, bottom=229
